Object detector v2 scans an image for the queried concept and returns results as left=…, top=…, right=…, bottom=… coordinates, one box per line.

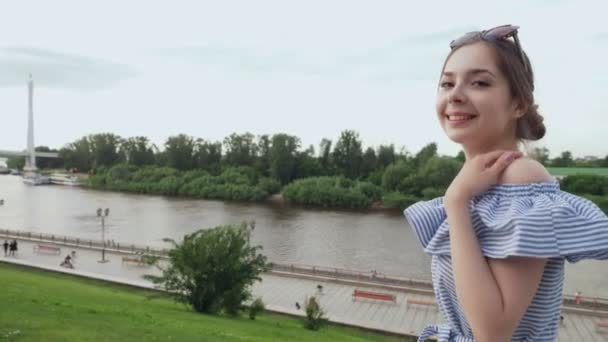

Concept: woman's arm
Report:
left=445, top=154, right=552, bottom=341
left=446, top=198, right=546, bottom=341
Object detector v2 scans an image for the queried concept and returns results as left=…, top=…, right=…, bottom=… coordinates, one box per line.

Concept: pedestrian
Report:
left=2, top=240, right=8, bottom=256
left=9, top=240, right=17, bottom=256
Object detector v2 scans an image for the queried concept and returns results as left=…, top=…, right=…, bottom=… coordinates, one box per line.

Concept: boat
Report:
left=49, top=173, right=81, bottom=186
left=22, top=171, right=50, bottom=185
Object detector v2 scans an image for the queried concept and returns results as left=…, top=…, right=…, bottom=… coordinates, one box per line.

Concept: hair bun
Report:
left=526, top=105, right=545, bottom=140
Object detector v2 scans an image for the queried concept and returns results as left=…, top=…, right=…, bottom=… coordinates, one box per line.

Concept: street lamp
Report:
left=247, top=220, right=256, bottom=245
left=97, top=207, right=110, bottom=263
left=0, top=199, right=4, bottom=229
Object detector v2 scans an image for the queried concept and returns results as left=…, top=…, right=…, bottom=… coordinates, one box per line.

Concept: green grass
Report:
left=0, top=263, right=410, bottom=342
left=548, top=167, right=608, bottom=177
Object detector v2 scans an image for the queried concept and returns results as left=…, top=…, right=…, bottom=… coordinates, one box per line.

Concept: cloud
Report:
left=0, top=47, right=138, bottom=90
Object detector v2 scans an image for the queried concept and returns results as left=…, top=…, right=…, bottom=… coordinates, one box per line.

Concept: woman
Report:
left=404, top=25, right=608, bottom=341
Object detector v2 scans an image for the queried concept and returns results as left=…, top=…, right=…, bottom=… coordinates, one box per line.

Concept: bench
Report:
left=33, top=244, right=61, bottom=255
left=406, top=298, right=437, bottom=307
left=121, top=256, right=145, bottom=265
left=352, top=289, right=396, bottom=303
left=596, top=321, right=608, bottom=329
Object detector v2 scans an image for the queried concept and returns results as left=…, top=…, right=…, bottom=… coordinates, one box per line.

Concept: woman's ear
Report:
left=511, top=99, right=528, bottom=119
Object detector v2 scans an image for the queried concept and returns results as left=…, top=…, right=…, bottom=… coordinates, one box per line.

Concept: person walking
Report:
left=9, top=240, right=17, bottom=257
left=2, top=240, right=8, bottom=256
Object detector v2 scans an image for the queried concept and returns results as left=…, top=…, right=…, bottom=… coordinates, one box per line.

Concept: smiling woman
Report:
left=404, top=25, right=608, bottom=342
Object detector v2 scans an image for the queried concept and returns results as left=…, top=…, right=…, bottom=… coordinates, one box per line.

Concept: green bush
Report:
left=382, top=192, right=420, bottom=210
left=281, top=177, right=377, bottom=208
left=561, top=174, right=608, bottom=196
left=258, top=177, right=281, bottom=194
left=422, top=187, right=444, bottom=200
left=303, top=296, right=327, bottom=331
left=144, top=224, right=270, bottom=316
left=356, top=181, right=383, bottom=202
left=381, top=161, right=413, bottom=191
left=248, top=297, right=265, bottom=320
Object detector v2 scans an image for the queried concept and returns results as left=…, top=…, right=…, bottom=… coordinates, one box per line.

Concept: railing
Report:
left=2, top=227, right=608, bottom=311
left=269, top=262, right=434, bottom=290
left=0, top=228, right=169, bottom=257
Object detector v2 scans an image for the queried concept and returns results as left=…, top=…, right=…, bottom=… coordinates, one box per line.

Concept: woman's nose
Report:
left=447, top=85, right=466, bottom=104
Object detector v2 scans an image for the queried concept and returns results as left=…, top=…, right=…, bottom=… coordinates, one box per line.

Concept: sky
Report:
left=0, top=0, right=607, bottom=159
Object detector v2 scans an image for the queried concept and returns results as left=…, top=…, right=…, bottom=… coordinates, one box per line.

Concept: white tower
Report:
left=25, top=74, right=36, bottom=171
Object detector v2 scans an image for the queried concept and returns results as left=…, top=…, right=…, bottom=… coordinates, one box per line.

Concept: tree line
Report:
left=5, top=131, right=608, bottom=212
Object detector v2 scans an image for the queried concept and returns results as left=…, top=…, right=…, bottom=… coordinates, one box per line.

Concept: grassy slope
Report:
left=0, top=263, right=410, bottom=342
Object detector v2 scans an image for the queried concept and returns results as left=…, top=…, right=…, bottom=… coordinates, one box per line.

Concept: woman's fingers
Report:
left=481, top=150, right=522, bottom=168
left=481, top=150, right=509, bottom=167
left=489, top=151, right=522, bottom=174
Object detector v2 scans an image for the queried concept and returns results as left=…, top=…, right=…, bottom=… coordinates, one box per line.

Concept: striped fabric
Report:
left=404, top=179, right=608, bottom=341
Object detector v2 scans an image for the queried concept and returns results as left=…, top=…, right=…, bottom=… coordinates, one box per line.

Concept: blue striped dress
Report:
left=404, top=180, right=608, bottom=341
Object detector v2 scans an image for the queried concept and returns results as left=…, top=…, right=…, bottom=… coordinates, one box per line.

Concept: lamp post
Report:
left=247, top=220, right=256, bottom=245
left=0, top=199, right=4, bottom=230
left=97, top=208, right=110, bottom=263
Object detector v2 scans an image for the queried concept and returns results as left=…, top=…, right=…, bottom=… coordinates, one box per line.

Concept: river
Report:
left=0, top=175, right=606, bottom=298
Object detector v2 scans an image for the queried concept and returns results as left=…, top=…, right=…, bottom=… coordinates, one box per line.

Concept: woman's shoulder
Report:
left=498, top=156, right=553, bottom=185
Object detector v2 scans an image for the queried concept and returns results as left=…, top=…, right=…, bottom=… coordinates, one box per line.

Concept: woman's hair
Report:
left=442, top=34, right=546, bottom=141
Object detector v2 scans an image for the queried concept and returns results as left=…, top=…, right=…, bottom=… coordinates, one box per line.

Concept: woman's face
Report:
left=436, top=42, right=522, bottom=149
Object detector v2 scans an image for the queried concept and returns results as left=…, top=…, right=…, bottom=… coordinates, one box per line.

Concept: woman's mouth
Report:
left=446, top=113, right=477, bottom=122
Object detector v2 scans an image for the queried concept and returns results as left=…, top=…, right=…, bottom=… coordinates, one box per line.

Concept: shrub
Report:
left=382, top=192, right=419, bottom=210
left=144, top=224, right=270, bottom=315
left=248, top=297, right=265, bottom=320
left=303, top=296, right=327, bottom=331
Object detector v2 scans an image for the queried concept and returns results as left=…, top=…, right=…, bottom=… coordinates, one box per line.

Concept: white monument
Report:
left=23, top=75, right=49, bottom=185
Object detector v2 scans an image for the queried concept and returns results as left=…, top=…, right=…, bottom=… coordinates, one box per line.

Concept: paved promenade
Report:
left=2, top=239, right=608, bottom=341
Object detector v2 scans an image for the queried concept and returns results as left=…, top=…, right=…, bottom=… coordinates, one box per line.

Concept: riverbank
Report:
left=0, top=262, right=409, bottom=342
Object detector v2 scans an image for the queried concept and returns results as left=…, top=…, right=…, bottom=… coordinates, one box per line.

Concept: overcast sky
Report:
left=1, top=0, right=606, bottom=158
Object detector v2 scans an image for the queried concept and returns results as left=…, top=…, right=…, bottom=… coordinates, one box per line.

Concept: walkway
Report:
left=1, top=239, right=608, bottom=341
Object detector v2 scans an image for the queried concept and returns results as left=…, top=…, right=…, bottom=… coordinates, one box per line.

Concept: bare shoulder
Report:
left=498, top=156, right=554, bottom=184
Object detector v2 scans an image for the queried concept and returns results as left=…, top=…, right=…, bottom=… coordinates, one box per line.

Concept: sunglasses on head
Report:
left=450, top=25, right=528, bottom=72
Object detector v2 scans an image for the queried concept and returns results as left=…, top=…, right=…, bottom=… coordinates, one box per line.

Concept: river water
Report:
left=0, top=175, right=606, bottom=297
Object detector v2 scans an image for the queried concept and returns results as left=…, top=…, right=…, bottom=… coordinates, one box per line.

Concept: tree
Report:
left=6, top=156, right=25, bottom=170
left=223, top=132, right=258, bottom=167
left=381, top=160, right=414, bottom=191
left=145, top=224, right=269, bottom=315
left=89, top=133, right=124, bottom=168
left=60, top=136, right=94, bottom=172
left=360, top=147, right=377, bottom=178
left=318, top=138, right=333, bottom=175
left=269, top=133, right=300, bottom=185
left=552, top=151, right=574, bottom=167
left=332, top=130, right=363, bottom=179
left=120, top=136, right=156, bottom=166
left=163, top=134, right=196, bottom=171
left=254, top=135, right=272, bottom=177
left=414, top=143, right=438, bottom=167
left=529, top=147, right=550, bottom=166
left=194, top=139, right=222, bottom=173
left=455, top=150, right=466, bottom=162
left=376, top=144, right=396, bottom=170
left=294, top=150, right=322, bottom=179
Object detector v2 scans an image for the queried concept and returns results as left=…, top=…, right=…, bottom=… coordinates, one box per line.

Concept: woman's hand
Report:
left=445, top=150, right=523, bottom=205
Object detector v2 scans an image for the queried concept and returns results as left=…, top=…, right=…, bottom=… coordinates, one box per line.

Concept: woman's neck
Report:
left=463, top=139, right=520, bottom=161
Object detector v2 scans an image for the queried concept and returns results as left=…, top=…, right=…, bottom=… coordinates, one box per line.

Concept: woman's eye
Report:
left=472, top=80, right=490, bottom=87
left=439, top=81, right=454, bottom=88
